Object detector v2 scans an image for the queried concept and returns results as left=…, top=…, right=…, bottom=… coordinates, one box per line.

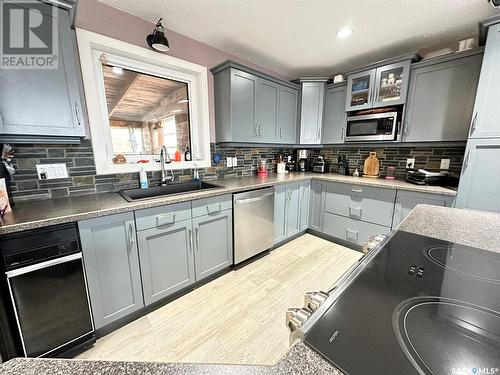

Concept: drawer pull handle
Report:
left=346, top=228, right=359, bottom=241
left=156, top=213, right=175, bottom=227
left=349, top=206, right=362, bottom=218
left=351, top=188, right=363, bottom=194
left=206, top=203, right=221, bottom=215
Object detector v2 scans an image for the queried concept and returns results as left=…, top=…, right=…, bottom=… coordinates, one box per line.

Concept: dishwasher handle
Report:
left=234, top=192, right=274, bottom=205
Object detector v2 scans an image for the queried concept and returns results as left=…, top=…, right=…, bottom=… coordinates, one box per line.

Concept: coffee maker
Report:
left=296, top=149, right=308, bottom=172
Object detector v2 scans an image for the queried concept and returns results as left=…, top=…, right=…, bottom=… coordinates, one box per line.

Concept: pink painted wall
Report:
left=74, top=0, right=292, bottom=142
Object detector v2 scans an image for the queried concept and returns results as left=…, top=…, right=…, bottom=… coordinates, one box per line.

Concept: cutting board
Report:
left=363, top=152, right=380, bottom=178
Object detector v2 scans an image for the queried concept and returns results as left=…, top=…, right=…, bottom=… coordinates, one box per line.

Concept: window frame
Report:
left=76, top=28, right=211, bottom=175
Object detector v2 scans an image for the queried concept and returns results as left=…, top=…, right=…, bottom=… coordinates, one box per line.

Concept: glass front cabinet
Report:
left=345, top=61, right=411, bottom=112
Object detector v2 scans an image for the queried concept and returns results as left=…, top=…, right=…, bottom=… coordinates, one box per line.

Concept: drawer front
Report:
left=323, top=212, right=390, bottom=246
left=324, top=182, right=396, bottom=227
left=191, top=194, right=232, bottom=218
left=135, top=202, right=192, bottom=231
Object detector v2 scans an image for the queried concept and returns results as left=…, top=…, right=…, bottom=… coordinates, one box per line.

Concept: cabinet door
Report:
left=0, top=5, right=85, bottom=140
left=469, top=24, right=500, bottom=139
left=392, top=191, right=455, bottom=228
left=323, top=85, right=347, bottom=144
left=286, top=184, right=301, bottom=237
left=193, top=210, right=233, bottom=281
left=345, top=69, right=376, bottom=111
left=404, top=54, right=482, bottom=142
left=137, top=220, right=195, bottom=306
left=299, top=82, right=325, bottom=144
left=309, top=180, right=324, bottom=232
left=257, top=78, right=279, bottom=142
left=274, top=185, right=287, bottom=243
left=299, top=181, right=310, bottom=231
left=373, top=61, right=411, bottom=107
left=277, top=86, right=298, bottom=144
left=79, top=213, right=144, bottom=329
left=455, top=138, right=500, bottom=213
left=231, top=69, right=258, bottom=142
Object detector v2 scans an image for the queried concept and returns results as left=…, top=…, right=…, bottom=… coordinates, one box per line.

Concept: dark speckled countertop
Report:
left=0, top=173, right=455, bottom=235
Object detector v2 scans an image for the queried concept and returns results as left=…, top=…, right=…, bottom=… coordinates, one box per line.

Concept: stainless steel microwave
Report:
left=345, top=111, right=399, bottom=142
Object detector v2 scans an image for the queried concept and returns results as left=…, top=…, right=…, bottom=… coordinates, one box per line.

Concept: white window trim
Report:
left=75, top=28, right=211, bottom=175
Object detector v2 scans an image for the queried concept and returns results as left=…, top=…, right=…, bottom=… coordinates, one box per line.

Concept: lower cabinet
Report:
left=79, top=212, right=144, bottom=329
left=274, top=182, right=309, bottom=244
left=323, top=212, right=391, bottom=246
left=392, top=190, right=455, bottom=228
left=192, top=209, right=233, bottom=281
left=137, top=220, right=196, bottom=306
left=309, top=180, right=324, bottom=232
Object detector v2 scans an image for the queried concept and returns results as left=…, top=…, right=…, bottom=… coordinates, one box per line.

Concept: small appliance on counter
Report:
left=363, top=152, right=380, bottom=178
left=284, top=154, right=296, bottom=172
left=406, top=169, right=448, bottom=185
left=297, top=149, right=308, bottom=172
left=312, top=156, right=327, bottom=173
left=257, top=158, right=268, bottom=176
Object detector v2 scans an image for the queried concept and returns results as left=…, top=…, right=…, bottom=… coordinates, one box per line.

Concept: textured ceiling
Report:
left=99, top=0, right=499, bottom=78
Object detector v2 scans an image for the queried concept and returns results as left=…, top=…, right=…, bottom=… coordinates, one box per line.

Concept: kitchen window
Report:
left=76, top=29, right=210, bottom=174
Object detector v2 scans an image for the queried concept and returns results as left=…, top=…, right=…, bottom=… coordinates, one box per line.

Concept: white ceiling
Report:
left=99, top=0, right=499, bottom=78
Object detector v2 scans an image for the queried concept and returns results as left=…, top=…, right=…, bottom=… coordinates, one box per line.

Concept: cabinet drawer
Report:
left=324, top=182, right=396, bottom=227
left=135, top=202, right=192, bottom=231
left=323, top=212, right=390, bottom=247
left=191, top=195, right=232, bottom=218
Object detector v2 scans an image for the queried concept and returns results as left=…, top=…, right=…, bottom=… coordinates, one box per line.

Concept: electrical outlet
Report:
left=36, top=163, right=68, bottom=180
left=226, top=157, right=233, bottom=168
left=232, top=157, right=237, bottom=167
left=440, top=159, right=450, bottom=170
left=406, top=158, right=416, bottom=169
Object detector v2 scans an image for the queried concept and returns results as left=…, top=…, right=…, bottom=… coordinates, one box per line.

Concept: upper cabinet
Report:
left=345, top=59, right=412, bottom=112
left=403, top=50, right=483, bottom=142
left=298, top=80, right=327, bottom=144
left=0, top=2, right=85, bottom=144
left=323, top=83, right=347, bottom=144
left=467, top=23, right=500, bottom=139
left=211, top=60, right=299, bottom=144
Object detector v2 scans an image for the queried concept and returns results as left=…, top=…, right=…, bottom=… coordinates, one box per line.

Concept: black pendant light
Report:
left=146, top=18, right=170, bottom=52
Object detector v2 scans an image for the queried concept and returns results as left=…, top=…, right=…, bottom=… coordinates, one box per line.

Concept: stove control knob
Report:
left=286, top=307, right=313, bottom=332
left=304, top=291, right=329, bottom=311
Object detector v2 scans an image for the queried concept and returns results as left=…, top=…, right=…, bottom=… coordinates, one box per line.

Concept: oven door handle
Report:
left=5, top=253, right=83, bottom=278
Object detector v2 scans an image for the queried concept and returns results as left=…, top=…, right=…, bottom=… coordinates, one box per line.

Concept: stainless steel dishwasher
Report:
left=233, top=187, right=274, bottom=264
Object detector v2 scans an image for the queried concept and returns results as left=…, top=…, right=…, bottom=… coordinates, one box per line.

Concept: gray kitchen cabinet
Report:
left=286, top=184, right=301, bottom=238
left=403, top=52, right=483, bottom=142
left=277, top=86, right=299, bottom=143
left=193, top=209, right=233, bottom=281
left=323, top=84, right=347, bottom=144
left=468, top=24, right=500, bottom=139
left=309, top=180, right=324, bottom=232
left=299, top=81, right=326, bottom=144
left=257, top=78, right=279, bottom=143
left=212, top=61, right=300, bottom=144
left=346, top=69, right=376, bottom=112
left=137, top=220, right=195, bottom=306
left=392, top=191, right=455, bottom=228
left=299, top=181, right=310, bottom=231
left=230, top=69, right=259, bottom=142
left=0, top=3, right=85, bottom=143
left=79, top=213, right=144, bottom=329
left=456, top=138, right=500, bottom=213
left=274, top=185, right=287, bottom=243
left=323, top=212, right=391, bottom=247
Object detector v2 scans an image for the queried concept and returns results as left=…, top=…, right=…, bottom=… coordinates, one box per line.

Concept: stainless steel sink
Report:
left=119, top=181, right=224, bottom=202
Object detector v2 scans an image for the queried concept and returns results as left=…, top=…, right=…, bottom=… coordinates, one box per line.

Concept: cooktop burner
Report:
left=304, top=231, right=500, bottom=375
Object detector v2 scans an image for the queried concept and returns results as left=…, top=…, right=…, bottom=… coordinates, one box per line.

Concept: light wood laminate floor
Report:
left=77, top=234, right=361, bottom=365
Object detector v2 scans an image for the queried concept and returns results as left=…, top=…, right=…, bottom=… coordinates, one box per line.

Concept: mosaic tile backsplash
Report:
left=3, top=140, right=465, bottom=203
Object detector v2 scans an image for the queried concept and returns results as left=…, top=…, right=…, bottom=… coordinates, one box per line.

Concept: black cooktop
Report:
left=305, top=231, right=500, bottom=375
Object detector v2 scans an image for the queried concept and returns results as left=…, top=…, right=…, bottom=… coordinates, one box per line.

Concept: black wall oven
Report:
left=0, top=223, right=95, bottom=359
